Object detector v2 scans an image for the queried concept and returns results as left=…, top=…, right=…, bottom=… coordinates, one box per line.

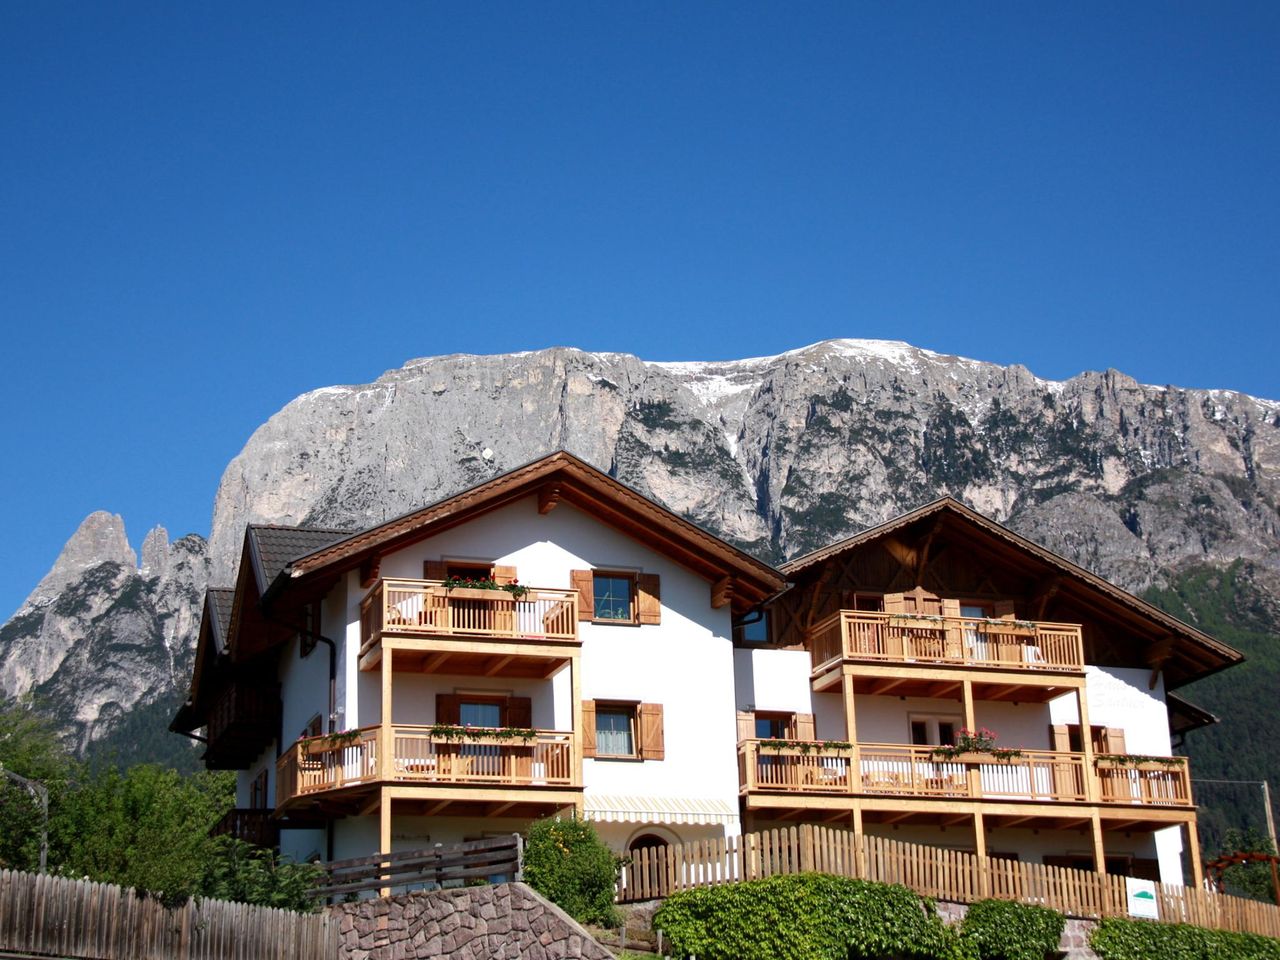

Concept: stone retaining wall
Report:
left=933, top=901, right=1099, bottom=960
left=329, top=882, right=613, bottom=960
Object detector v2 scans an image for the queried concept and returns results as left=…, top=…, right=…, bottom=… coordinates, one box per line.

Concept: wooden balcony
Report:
left=275, top=724, right=579, bottom=813
left=358, top=579, right=580, bottom=675
left=204, top=683, right=281, bottom=769
left=210, top=807, right=280, bottom=849
left=738, top=740, right=1193, bottom=811
left=808, top=612, right=1085, bottom=696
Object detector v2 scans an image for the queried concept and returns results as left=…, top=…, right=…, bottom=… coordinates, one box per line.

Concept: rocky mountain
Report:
left=3, top=340, right=1278, bottom=779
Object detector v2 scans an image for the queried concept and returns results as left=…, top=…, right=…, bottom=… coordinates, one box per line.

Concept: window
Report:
left=756, top=714, right=792, bottom=740
left=583, top=700, right=665, bottom=760
left=249, top=769, right=269, bottom=809
left=460, top=701, right=502, bottom=729
left=909, top=715, right=961, bottom=747
left=571, top=570, right=661, bottom=624
left=596, top=705, right=637, bottom=757
left=593, top=573, right=635, bottom=621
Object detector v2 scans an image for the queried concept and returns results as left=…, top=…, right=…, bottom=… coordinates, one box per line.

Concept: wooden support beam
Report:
left=422, top=652, right=452, bottom=673
left=378, top=788, right=392, bottom=897
left=1147, top=636, right=1175, bottom=690
left=424, top=799, right=452, bottom=817
left=1091, top=812, right=1107, bottom=877
left=711, top=576, right=735, bottom=609
left=484, top=655, right=515, bottom=677
left=491, top=801, right=516, bottom=817
left=974, top=813, right=990, bottom=897
left=358, top=795, right=382, bottom=817
left=1033, top=577, right=1062, bottom=620
left=1186, top=818, right=1204, bottom=889
left=359, top=555, right=382, bottom=589
left=914, top=518, right=944, bottom=584
left=538, top=483, right=562, bottom=514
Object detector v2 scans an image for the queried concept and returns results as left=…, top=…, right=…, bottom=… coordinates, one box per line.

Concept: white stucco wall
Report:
left=312, top=495, right=741, bottom=844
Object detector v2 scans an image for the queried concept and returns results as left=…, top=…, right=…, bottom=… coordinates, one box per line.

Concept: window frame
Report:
left=593, top=700, right=641, bottom=760
left=907, top=713, right=962, bottom=747
left=591, top=571, right=638, bottom=624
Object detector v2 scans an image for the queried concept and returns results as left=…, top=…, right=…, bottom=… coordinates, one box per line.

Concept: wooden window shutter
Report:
left=581, top=700, right=597, bottom=758
left=1104, top=728, right=1127, bottom=755
left=883, top=592, right=906, bottom=613
left=493, top=565, right=518, bottom=585
left=994, top=600, right=1018, bottom=620
left=941, top=598, right=961, bottom=618
left=425, top=560, right=448, bottom=581
left=570, top=570, right=594, bottom=621
left=506, top=696, right=532, bottom=729
left=436, top=693, right=460, bottom=725
left=1050, top=724, right=1071, bottom=752
left=794, top=713, right=816, bottom=741
left=637, top=574, right=661, bottom=625
left=737, top=711, right=756, bottom=742
left=639, top=703, right=665, bottom=760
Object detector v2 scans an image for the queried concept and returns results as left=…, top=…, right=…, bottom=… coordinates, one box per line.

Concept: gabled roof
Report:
left=246, top=525, right=354, bottom=594
left=276, top=451, right=784, bottom=612
left=206, top=587, right=236, bottom=656
left=780, top=496, right=1243, bottom=688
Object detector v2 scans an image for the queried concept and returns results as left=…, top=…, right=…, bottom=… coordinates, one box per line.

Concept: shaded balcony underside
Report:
left=809, top=612, right=1086, bottom=682
left=275, top=725, right=581, bottom=816
left=743, top=794, right=1195, bottom=833
left=812, top=662, right=1081, bottom=700
left=738, top=741, right=1193, bottom=828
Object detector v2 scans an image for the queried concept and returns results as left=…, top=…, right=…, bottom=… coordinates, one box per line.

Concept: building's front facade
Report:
left=175, top=453, right=1241, bottom=887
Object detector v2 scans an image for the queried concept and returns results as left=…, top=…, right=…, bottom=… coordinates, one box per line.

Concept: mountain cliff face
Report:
left=3, top=340, right=1278, bottom=760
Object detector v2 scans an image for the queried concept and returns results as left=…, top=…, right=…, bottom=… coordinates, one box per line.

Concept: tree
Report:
left=0, top=698, right=74, bottom=871
left=51, top=763, right=234, bottom=903
left=199, top=836, right=323, bottom=912
left=1214, top=826, right=1278, bottom=904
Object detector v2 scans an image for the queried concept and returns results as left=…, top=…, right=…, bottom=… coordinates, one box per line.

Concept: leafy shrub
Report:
left=959, top=899, right=1064, bottom=960
left=523, top=816, right=622, bottom=926
left=199, top=836, right=324, bottom=912
left=1090, top=917, right=1280, bottom=960
left=652, top=872, right=956, bottom=960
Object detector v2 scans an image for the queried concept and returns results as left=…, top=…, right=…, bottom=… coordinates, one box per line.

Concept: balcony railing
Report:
left=211, top=807, right=280, bottom=849
left=360, top=579, right=579, bottom=654
left=1096, top=758, right=1193, bottom=806
left=808, top=611, right=1085, bottom=674
left=738, top=740, right=1192, bottom=808
left=276, top=725, right=578, bottom=806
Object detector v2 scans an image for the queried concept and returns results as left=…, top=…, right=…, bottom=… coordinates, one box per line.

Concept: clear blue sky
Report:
left=1, top=3, right=1277, bottom=619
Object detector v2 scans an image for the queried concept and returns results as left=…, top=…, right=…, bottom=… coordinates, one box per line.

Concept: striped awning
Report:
left=583, top=794, right=739, bottom=826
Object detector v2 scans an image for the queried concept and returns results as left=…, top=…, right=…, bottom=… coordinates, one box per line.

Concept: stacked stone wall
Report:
left=328, top=882, right=613, bottom=960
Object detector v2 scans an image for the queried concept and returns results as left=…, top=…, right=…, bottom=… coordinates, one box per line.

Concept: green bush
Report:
left=523, top=816, right=622, bottom=926
left=959, top=899, right=1064, bottom=960
left=1090, top=917, right=1280, bottom=960
left=199, top=836, right=324, bottom=912
left=652, top=872, right=956, bottom=960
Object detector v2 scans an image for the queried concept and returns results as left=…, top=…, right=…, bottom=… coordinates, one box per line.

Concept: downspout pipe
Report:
left=264, top=610, right=340, bottom=735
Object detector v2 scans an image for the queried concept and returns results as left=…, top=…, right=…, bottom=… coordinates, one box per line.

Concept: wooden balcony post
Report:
left=380, top=648, right=392, bottom=781
left=973, top=813, right=990, bottom=897
left=962, top=680, right=981, bottom=798
left=379, top=787, right=392, bottom=897
left=1186, top=817, right=1204, bottom=889
left=1076, top=686, right=1101, bottom=802
left=1091, top=811, right=1107, bottom=878
left=570, top=653, right=584, bottom=797
left=842, top=671, right=860, bottom=786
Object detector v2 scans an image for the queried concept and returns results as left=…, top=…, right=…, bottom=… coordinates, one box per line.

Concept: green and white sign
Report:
left=1125, top=877, right=1160, bottom=919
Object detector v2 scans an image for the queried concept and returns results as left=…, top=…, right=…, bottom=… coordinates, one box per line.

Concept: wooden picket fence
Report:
left=617, top=824, right=1280, bottom=940
left=0, top=868, right=338, bottom=960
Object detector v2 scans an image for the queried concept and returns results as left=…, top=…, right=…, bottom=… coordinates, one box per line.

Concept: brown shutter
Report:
left=794, top=713, right=816, bottom=741
left=571, top=570, right=594, bottom=621
left=1050, top=724, right=1071, bottom=752
left=1104, top=728, right=1127, bottom=755
left=506, top=696, right=532, bottom=729
left=637, top=574, right=661, bottom=625
left=425, top=560, right=448, bottom=581
left=994, top=600, right=1018, bottom=620
left=581, top=700, right=597, bottom=757
left=436, top=693, right=460, bottom=725
left=941, top=598, right=961, bottom=618
left=493, top=565, right=517, bottom=585
left=737, top=711, right=756, bottom=742
left=883, top=592, right=906, bottom=613
left=639, top=703, right=665, bottom=760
